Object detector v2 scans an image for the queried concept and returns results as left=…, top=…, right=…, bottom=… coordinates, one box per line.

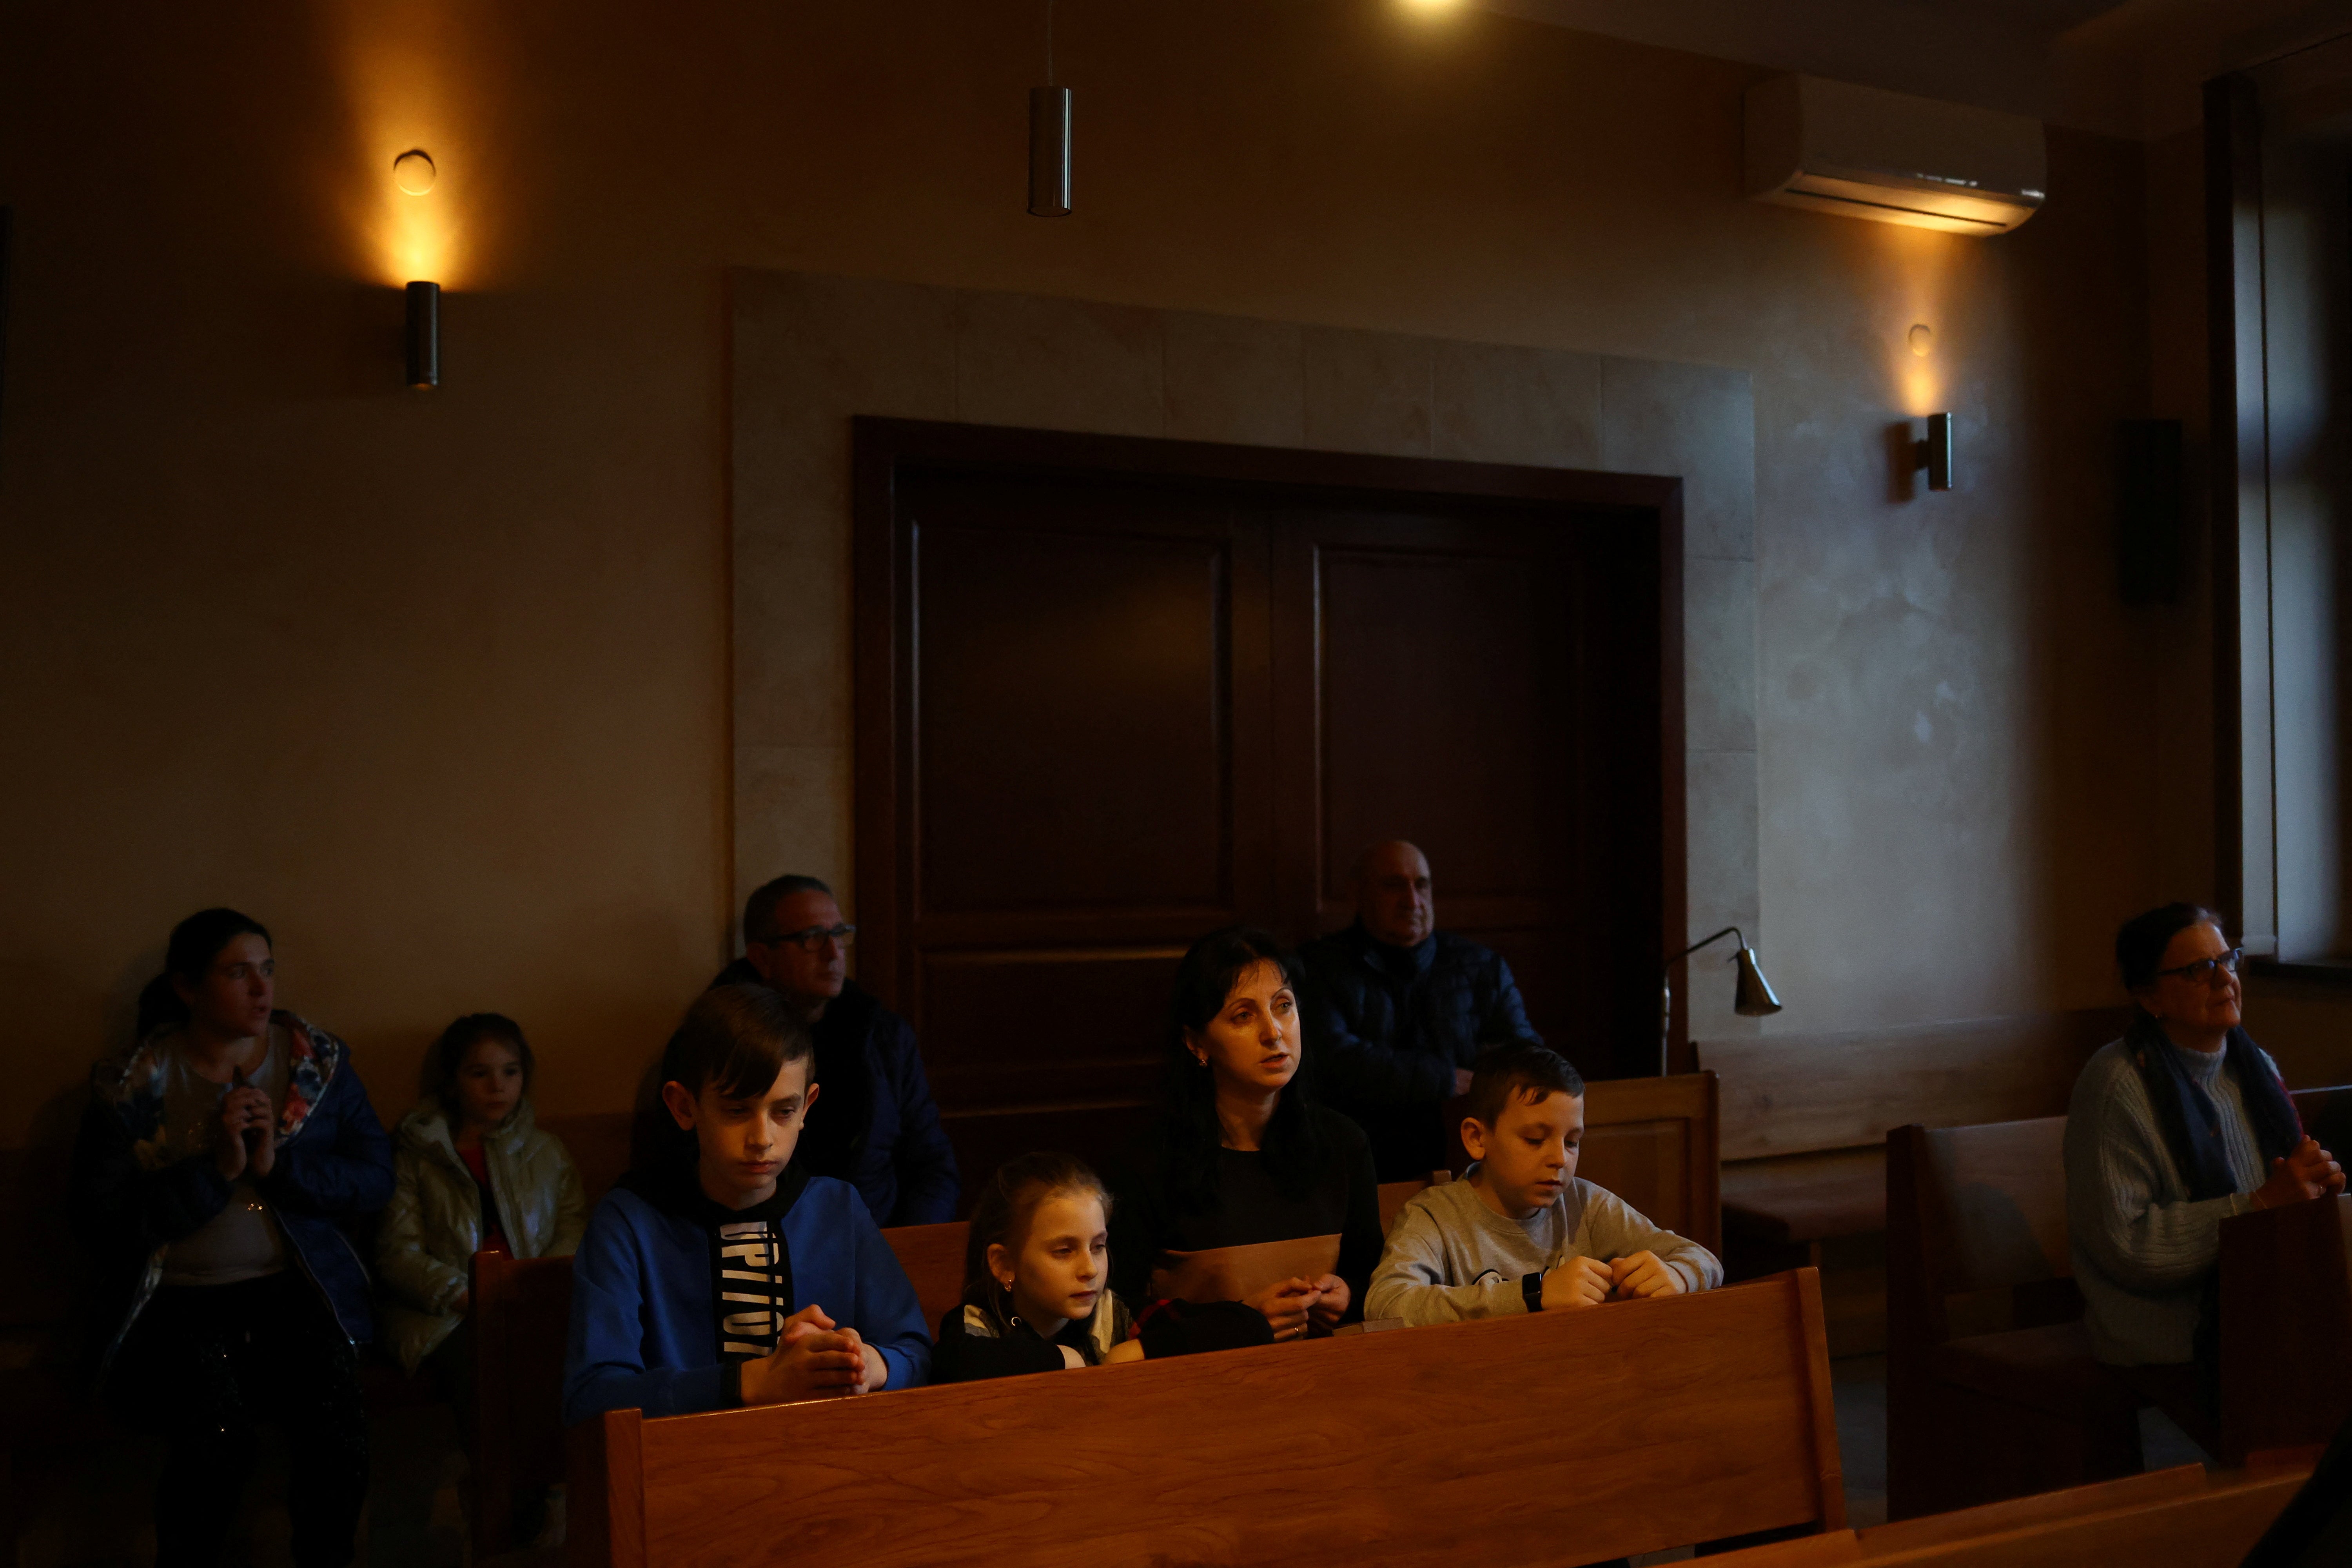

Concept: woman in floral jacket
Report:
left=71, top=908, right=393, bottom=1568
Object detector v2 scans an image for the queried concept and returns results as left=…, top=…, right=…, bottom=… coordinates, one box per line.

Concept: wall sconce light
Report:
left=1661, top=926, right=1783, bottom=1074
left=1028, top=88, right=1073, bottom=216
left=1915, top=412, right=1953, bottom=490
left=405, top=281, right=439, bottom=389
left=1027, top=0, right=1071, bottom=216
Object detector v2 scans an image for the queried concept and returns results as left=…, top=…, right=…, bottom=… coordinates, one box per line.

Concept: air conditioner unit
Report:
left=1743, top=74, right=2044, bottom=236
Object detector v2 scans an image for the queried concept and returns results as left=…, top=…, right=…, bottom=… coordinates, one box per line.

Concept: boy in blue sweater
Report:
left=564, top=984, right=931, bottom=1423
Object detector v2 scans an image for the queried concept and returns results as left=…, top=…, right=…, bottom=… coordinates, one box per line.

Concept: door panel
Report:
left=854, top=421, right=1678, bottom=1211
left=915, top=520, right=1235, bottom=916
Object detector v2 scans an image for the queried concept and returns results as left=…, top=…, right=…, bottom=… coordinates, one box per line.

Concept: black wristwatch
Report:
left=1522, top=1271, right=1545, bottom=1313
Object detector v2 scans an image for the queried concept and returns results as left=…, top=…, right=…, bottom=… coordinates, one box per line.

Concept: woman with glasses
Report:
left=2063, top=902, right=2344, bottom=1449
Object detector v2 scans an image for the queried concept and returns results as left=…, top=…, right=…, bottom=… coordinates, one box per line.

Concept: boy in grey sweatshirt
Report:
left=1367, top=1044, right=1720, bottom=1325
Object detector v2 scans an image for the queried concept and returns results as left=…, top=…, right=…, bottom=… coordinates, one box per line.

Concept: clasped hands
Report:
left=212, top=1080, right=276, bottom=1182
left=2250, top=1137, right=2347, bottom=1211
left=738, top=1304, right=889, bottom=1405
left=1243, top=1272, right=1352, bottom=1341
left=1540, top=1251, right=1682, bottom=1311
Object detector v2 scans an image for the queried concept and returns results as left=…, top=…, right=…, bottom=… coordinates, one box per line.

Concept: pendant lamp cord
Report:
left=1047, top=0, right=1057, bottom=86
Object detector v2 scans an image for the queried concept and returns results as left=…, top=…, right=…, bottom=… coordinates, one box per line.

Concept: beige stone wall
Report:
left=0, top=0, right=2244, bottom=1146
left=729, top=272, right=1760, bottom=1040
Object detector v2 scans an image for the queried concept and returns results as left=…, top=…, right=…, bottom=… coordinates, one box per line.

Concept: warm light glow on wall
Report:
left=1398, top=0, right=1463, bottom=14
left=329, top=2, right=494, bottom=289
left=1887, top=227, right=1955, bottom=419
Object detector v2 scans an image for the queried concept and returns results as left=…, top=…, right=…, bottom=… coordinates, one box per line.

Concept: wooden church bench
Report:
left=1683, top=1455, right=2312, bottom=1566
left=1884, top=1114, right=2139, bottom=1519
left=568, top=1266, right=1845, bottom=1568
left=1698, top=1009, right=2126, bottom=1351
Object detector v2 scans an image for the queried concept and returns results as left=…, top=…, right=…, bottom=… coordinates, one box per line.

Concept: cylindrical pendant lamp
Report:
left=1029, top=87, right=1072, bottom=216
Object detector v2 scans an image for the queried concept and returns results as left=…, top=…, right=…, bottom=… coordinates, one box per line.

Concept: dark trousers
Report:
left=113, top=1271, right=368, bottom=1568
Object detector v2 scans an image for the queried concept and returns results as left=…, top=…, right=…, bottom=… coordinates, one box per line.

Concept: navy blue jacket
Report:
left=71, top=1014, right=395, bottom=1379
left=563, top=1165, right=931, bottom=1424
left=1293, top=923, right=1544, bottom=1180
left=709, top=966, right=960, bottom=1226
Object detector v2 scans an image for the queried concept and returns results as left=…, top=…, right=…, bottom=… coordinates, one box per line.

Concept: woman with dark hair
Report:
left=1111, top=927, right=1383, bottom=1340
left=71, top=909, right=394, bottom=1568
left=2064, top=902, right=2344, bottom=1447
left=377, top=1013, right=586, bottom=1374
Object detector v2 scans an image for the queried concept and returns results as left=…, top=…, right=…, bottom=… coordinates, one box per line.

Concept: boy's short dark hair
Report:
left=1463, top=1043, right=1585, bottom=1129
left=661, top=984, right=815, bottom=1100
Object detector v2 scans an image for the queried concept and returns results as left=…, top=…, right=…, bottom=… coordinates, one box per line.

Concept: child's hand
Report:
left=1608, top=1251, right=1683, bottom=1301
left=1244, top=1276, right=1321, bottom=1341
left=1307, top=1273, right=1350, bottom=1331
left=1541, top=1256, right=1612, bottom=1311
left=843, top=1329, right=888, bottom=1392
left=1101, top=1339, right=1146, bottom=1365
left=740, top=1305, right=862, bottom=1405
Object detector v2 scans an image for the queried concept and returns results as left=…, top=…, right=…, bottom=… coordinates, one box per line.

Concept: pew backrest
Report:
left=540, top=1111, right=633, bottom=1210
left=1448, top=1071, right=1720, bottom=1250
left=470, top=1250, right=576, bottom=1559
left=880, top=1220, right=967, bottom=1337
left=1898, top=1116, right=2071, bottom=1298
left=1578, top=1070, right=1722, bottom=1252
left=1682, top=1459, right=2311, bottom=1567
left=1886, top=1116, right=2071, bottom=1354
left=1700, top=1010, right=2125, bottom=1162
left=1377, top=1176, right=1436, bottom=1233
left=570, top=1266, right=1845, bottom=1568
left=2293, top=1083, right=2352, bottom=1160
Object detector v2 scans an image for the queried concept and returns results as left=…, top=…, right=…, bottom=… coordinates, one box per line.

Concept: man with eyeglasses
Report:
left=2064, top=902, right=2344, bottom=1452
left=709, top=875, right=960, bottom=1226
left=1295, top=840, right=1545, bottom=1182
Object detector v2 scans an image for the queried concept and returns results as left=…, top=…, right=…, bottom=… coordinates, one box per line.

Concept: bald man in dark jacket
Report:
left=1295, top=842, right=1544, bottom=1181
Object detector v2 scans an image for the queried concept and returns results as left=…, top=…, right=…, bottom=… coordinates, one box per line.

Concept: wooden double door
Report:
left=850, top=419, right=1682, bottom=1203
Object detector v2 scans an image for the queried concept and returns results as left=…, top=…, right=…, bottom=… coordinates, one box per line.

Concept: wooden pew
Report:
left=1699, top=1009, right=2127, bottom=1351
left=881, top=1220, right=967, bottom=1338
left=2220, top=1192, right=2352, bottom=1463
left=1673, top=1456, right=2312, bottom=1566
left=1884, top=1115, right=2138, bottom=1519
left=568, top=1267, right=1846, bottom=1568
left=472, top=1251, right=578, bottom=1559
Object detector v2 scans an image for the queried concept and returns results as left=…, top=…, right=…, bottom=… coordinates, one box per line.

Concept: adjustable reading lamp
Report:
left=1661, top=926, right=1782, bottom=1075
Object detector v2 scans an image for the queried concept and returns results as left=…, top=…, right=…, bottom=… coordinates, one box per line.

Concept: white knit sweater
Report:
left=2063, top=1036, right=2271, bottom=1366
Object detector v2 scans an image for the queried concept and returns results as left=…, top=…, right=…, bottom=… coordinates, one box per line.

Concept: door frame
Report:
left=849, top=414, right=1689, bottom=1070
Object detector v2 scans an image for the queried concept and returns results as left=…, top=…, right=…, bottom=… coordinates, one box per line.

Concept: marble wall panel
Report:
left=1301, top=326, right=1435, bottom=457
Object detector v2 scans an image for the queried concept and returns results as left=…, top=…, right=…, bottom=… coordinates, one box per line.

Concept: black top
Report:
left=932, top=1286, right=1121, bottom=1384
left=1109, top=1105, right=1383, bottom=1321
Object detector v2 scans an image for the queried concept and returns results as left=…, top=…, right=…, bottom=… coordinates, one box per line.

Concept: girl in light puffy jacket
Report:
left=377, top=1013, right=586, bottom=1383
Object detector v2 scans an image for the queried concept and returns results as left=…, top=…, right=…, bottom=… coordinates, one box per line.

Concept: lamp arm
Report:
left=1663, top=926, right=1746, bottom=973
left=1659, top=926, right=1745, bottom=1080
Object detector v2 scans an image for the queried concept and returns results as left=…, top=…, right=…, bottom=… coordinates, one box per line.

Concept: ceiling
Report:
left=1478, top=0, right=2352, bottom=138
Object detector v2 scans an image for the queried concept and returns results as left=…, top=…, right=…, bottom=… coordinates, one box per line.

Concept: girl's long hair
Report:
left=1154, top=926, right=1326, bottom=1213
